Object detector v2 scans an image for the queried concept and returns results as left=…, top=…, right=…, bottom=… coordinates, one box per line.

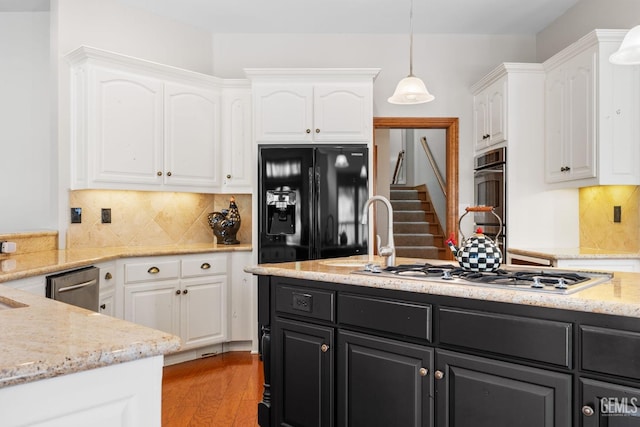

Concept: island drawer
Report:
left=124, top=260, right=180, bottom=283
left=581, top=325, right=640, bottom=380
left=338, top=294, right=432, bottom=341
left=439, top=307, right=572, bottom=367
left=275, top=284, right=335, bottom=322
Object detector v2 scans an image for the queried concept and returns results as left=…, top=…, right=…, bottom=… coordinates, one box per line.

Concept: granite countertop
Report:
left=0, top=243, right=253, bottom=283
left=0, top=285, right=180, bottom=388
left=245, top=255, right=640, bottom=319
left=508, top=247, right=640, bottom=260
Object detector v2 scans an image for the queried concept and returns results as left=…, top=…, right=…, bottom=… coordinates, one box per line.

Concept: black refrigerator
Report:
left=258, top=145, right=369, bottom=263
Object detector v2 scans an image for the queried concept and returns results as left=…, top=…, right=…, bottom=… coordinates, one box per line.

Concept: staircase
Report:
left=390, top=185, right=448, bottom=260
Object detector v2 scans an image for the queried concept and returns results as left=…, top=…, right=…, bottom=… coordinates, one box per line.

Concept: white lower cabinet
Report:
left=96, top=261, right=116, bottom=317
left=122, top=254, right=228, bottom=351
left=3, top=274, right=46, bottom=296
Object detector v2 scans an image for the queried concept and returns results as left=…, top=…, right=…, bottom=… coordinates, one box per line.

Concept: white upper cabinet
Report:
left=220, top=82, right=253, bottom=193
left=543, top=30, right=640, bottom=187
left=473, top=78, right=507, bottom=151
left=246, top=68, right=380, bottom=144
left=67, top=46, right=223, bottom=193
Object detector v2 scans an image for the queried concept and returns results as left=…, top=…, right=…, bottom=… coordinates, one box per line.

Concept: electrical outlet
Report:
left=71, top=208, right=82, bottom=224
left=614, top=206, right=622, bottom=223
left=101, top=208, right=112, bottom=224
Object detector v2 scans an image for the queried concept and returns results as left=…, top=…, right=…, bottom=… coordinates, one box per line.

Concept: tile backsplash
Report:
left=67, top=190, right=251, bottom=248
left=579, top=185, right=639, bottom=252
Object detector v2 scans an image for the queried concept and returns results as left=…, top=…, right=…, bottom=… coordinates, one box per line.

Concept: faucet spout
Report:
left=362, top=195, right=395, bottom=267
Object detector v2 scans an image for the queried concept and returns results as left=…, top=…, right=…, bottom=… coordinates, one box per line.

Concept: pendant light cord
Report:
left=409, top=0, right=414, bottom=76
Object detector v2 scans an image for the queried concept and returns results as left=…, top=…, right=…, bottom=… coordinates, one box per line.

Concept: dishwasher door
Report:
left=46, top=266, right=100, bottom=312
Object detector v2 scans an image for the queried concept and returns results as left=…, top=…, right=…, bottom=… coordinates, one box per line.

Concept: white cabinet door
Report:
left=221, top=85, right=253, bottom=193
left=545, top=66, right=567, bottom=183
left=181, top=276, right=227, bottom=349
left=99, top=289, right=116, bottom=317
left=254, top=84, right=313, bottom=141
left=88, top=67, right=164, bottom=187
left=164, top=82, right=221, bottom=189
left=229, top=251, right=255, bottom=342
left=124, top=281, right=181, bottom=336
left=313, top=83, right=371, bottom=142
left=473, top=93, right=490, bottom=150
left=473, top=78, right=507, bottom=151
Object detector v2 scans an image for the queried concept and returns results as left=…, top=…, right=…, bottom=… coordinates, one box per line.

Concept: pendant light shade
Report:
left=610, top=25, right=640, bottom=65
left=388, top=0, right=434, bottom=105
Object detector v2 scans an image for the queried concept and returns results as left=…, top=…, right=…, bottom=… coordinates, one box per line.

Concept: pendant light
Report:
left=388, top=0, right=435, bottom=104
left=335, top=151, right=349, bottom=168
left=610, top=25, right=640, bottom=65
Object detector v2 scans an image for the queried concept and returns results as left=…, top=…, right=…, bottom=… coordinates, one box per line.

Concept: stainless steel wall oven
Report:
left=474, top=147, right=506, bottom=253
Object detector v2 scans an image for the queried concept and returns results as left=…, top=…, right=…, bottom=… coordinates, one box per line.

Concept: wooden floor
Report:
left=162, top=352, right=263, bottom=426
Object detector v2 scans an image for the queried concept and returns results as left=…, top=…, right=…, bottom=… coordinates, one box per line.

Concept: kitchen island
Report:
left=247, top=256, right=640, bottom=427
left=0, top=283, right=180, bottom=426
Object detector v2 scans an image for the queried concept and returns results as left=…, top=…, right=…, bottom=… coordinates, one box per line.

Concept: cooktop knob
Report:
left=531, top=277, right=544, bottom=289
left=555, top=278, right=568, bottom=290
left=442, top=270, right=453, bottom=280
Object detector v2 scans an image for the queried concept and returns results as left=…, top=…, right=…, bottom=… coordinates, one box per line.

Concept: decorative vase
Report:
left=208, top=197, right=241, bottom=245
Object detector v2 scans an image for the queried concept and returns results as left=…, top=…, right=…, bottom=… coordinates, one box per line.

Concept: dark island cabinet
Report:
left=435, top=350, right=571, bottom=427
left=256, top=274, right=640, bottom=427
left=337, top=330, right=434, bottom=427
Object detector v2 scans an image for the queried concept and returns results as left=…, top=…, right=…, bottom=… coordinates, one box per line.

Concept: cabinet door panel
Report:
left=338, top=330, right=433, bottom=427
left=90, top=68, right=163, bottom=185
left=545, top=67, right=566, bottom=182
left=436, top=350, right=571, bottom=427
left=164, top=83, right=220, bottom=188
left=255, top=85, right=313, bottom=141
left=221, top=87, right=253, bottom=192
left=487, top=80, right=507, bottom=146
left=473, top=94, right=489, bottom=150
left=274, top=318, right=334, bottom=427
left=313, top=84, right=370, bottom=142
left=582, top=378, right=640, bottom=426
left=181, top=277, right=227, bottom=348
left=124, top=281, right=180, bottom=336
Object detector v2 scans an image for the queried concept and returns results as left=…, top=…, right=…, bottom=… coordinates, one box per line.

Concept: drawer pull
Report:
left=201, top=263, right=211, bottom=270
left=104, top=272, right=113, bottom=280
left=100, top=304, right=106, bottom=310
left=581, top=405, right=594, bottom=417
left=320, top=344, right=329, bottom=353
left=419, top=368, right=428, bottom=377
left=148, top=266, right=160, bottom=274
left=434, top=370, right=444, bottom=380
left=176, top=289, right=181, bottom=295
left=183, top=289, right=188, bottom=295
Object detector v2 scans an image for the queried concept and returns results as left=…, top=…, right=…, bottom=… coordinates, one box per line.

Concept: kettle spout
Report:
left=445, top=232, right=459, bottom=255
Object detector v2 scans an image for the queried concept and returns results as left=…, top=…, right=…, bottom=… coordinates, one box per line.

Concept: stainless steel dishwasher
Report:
left=46, top=266, right=100, bottom=311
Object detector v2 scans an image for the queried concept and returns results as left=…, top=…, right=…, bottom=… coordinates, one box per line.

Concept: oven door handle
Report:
left=58, top=279, right=98, bottom=293
left=474, top=167, right=504, bottom=176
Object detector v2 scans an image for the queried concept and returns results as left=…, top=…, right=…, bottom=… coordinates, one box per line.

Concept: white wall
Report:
left=537, top=0, right=640, bottom=61
left=212, top=33, right=538, bottom=212
left=0, top=12, right=52, bottom=233
left=51, top=0, right=216, bottom=246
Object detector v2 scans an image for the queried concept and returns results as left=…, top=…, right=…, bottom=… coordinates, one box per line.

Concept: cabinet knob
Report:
left=167, top=171, right=172, bottom=177
left=183, top=289, right=188, bottom=295
left=104, top=272, right=112, bottom=280
left=201, top=262, right=211, bottom=270
left=419, top=367, right=428, bottom=377
left=434, top=370, right=444, bottom=380
left=175, top=289, right=181, bottom=295
left=226, top=174, right=231, bottom=179
left=320, top=344, right=329, bottom=353
left=157, top=171, right=163, bottom=176
left=581, top=405, right=595, bottom=417
left=315, top=128, right=320, bottom=134
left=148, top=266, right=160, bottom=274
left=100, top=304, right=106, bottom=310
left=560, top=166, right=571, bottom=172
left=306, top=129, right=311, bottom=134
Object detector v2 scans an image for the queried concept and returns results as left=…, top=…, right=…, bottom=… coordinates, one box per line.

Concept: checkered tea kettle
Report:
left=446, top=206, right=503, bottom=272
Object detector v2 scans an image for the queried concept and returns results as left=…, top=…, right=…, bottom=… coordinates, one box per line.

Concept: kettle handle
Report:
left=458, top=206, right=502, bottom=241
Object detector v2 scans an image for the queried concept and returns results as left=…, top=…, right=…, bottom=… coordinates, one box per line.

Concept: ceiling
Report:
left=116, top=0, right=581, bottom=35
left=1, top=0, right=580, bottom=35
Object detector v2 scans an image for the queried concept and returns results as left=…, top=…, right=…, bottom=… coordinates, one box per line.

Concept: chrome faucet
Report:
left=361, top=195, right=395, bottom=267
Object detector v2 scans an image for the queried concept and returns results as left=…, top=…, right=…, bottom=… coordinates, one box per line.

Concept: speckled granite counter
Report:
left=245, top=255, right=640, bottom=319
left=0, top=243, right=252, bottom=283
left=0, top=285, right=180, bottom=388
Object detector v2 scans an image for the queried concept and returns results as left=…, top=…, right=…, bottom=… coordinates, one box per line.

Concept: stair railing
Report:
left=421, top=137, right=446, bottom=197
left=392, top=150, right=405, bottom=185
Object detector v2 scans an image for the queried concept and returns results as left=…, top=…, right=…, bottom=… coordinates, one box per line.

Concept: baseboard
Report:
left=163, top=341, right=254, bottom=366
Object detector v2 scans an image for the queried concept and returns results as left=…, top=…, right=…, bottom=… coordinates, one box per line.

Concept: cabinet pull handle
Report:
left=306, top=129, right=311, bottom=134
left=175, top=289, right=181, bottom=295
left=226, top=174, right=231, bottom=179
left=419, top=368, right=428, bottom=377
left=100, top=304, right=106, bottom=310
left=104, top=272, right=112, bottom=280
left=148, top=266, right=160, bottom=274
left=434, top=370, right=444, bottom=380
left=167, top=171, right=172, bottom=176
left=157, top=171, right=163, bottom=176
left=183, top=289, right=188, bottom=295
left=581, top=405, right=594, bottom=417
left=201, top=262, right=211, bottom=270
left=320, top=344, right=329, bottom=353
left=315, top=128, right=320, bottom=134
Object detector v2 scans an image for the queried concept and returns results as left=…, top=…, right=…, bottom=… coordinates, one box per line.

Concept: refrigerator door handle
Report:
left=309, top=166, right=316, bottom=259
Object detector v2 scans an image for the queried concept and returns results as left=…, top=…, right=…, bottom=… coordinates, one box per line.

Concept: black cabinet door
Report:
left=435, top=350, right=571, bottom=427
left=337, top=330, right=434, bottom=427
left=581, top=378, right=640, bottom=426
left=273, top=318, right=334, bottom=427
